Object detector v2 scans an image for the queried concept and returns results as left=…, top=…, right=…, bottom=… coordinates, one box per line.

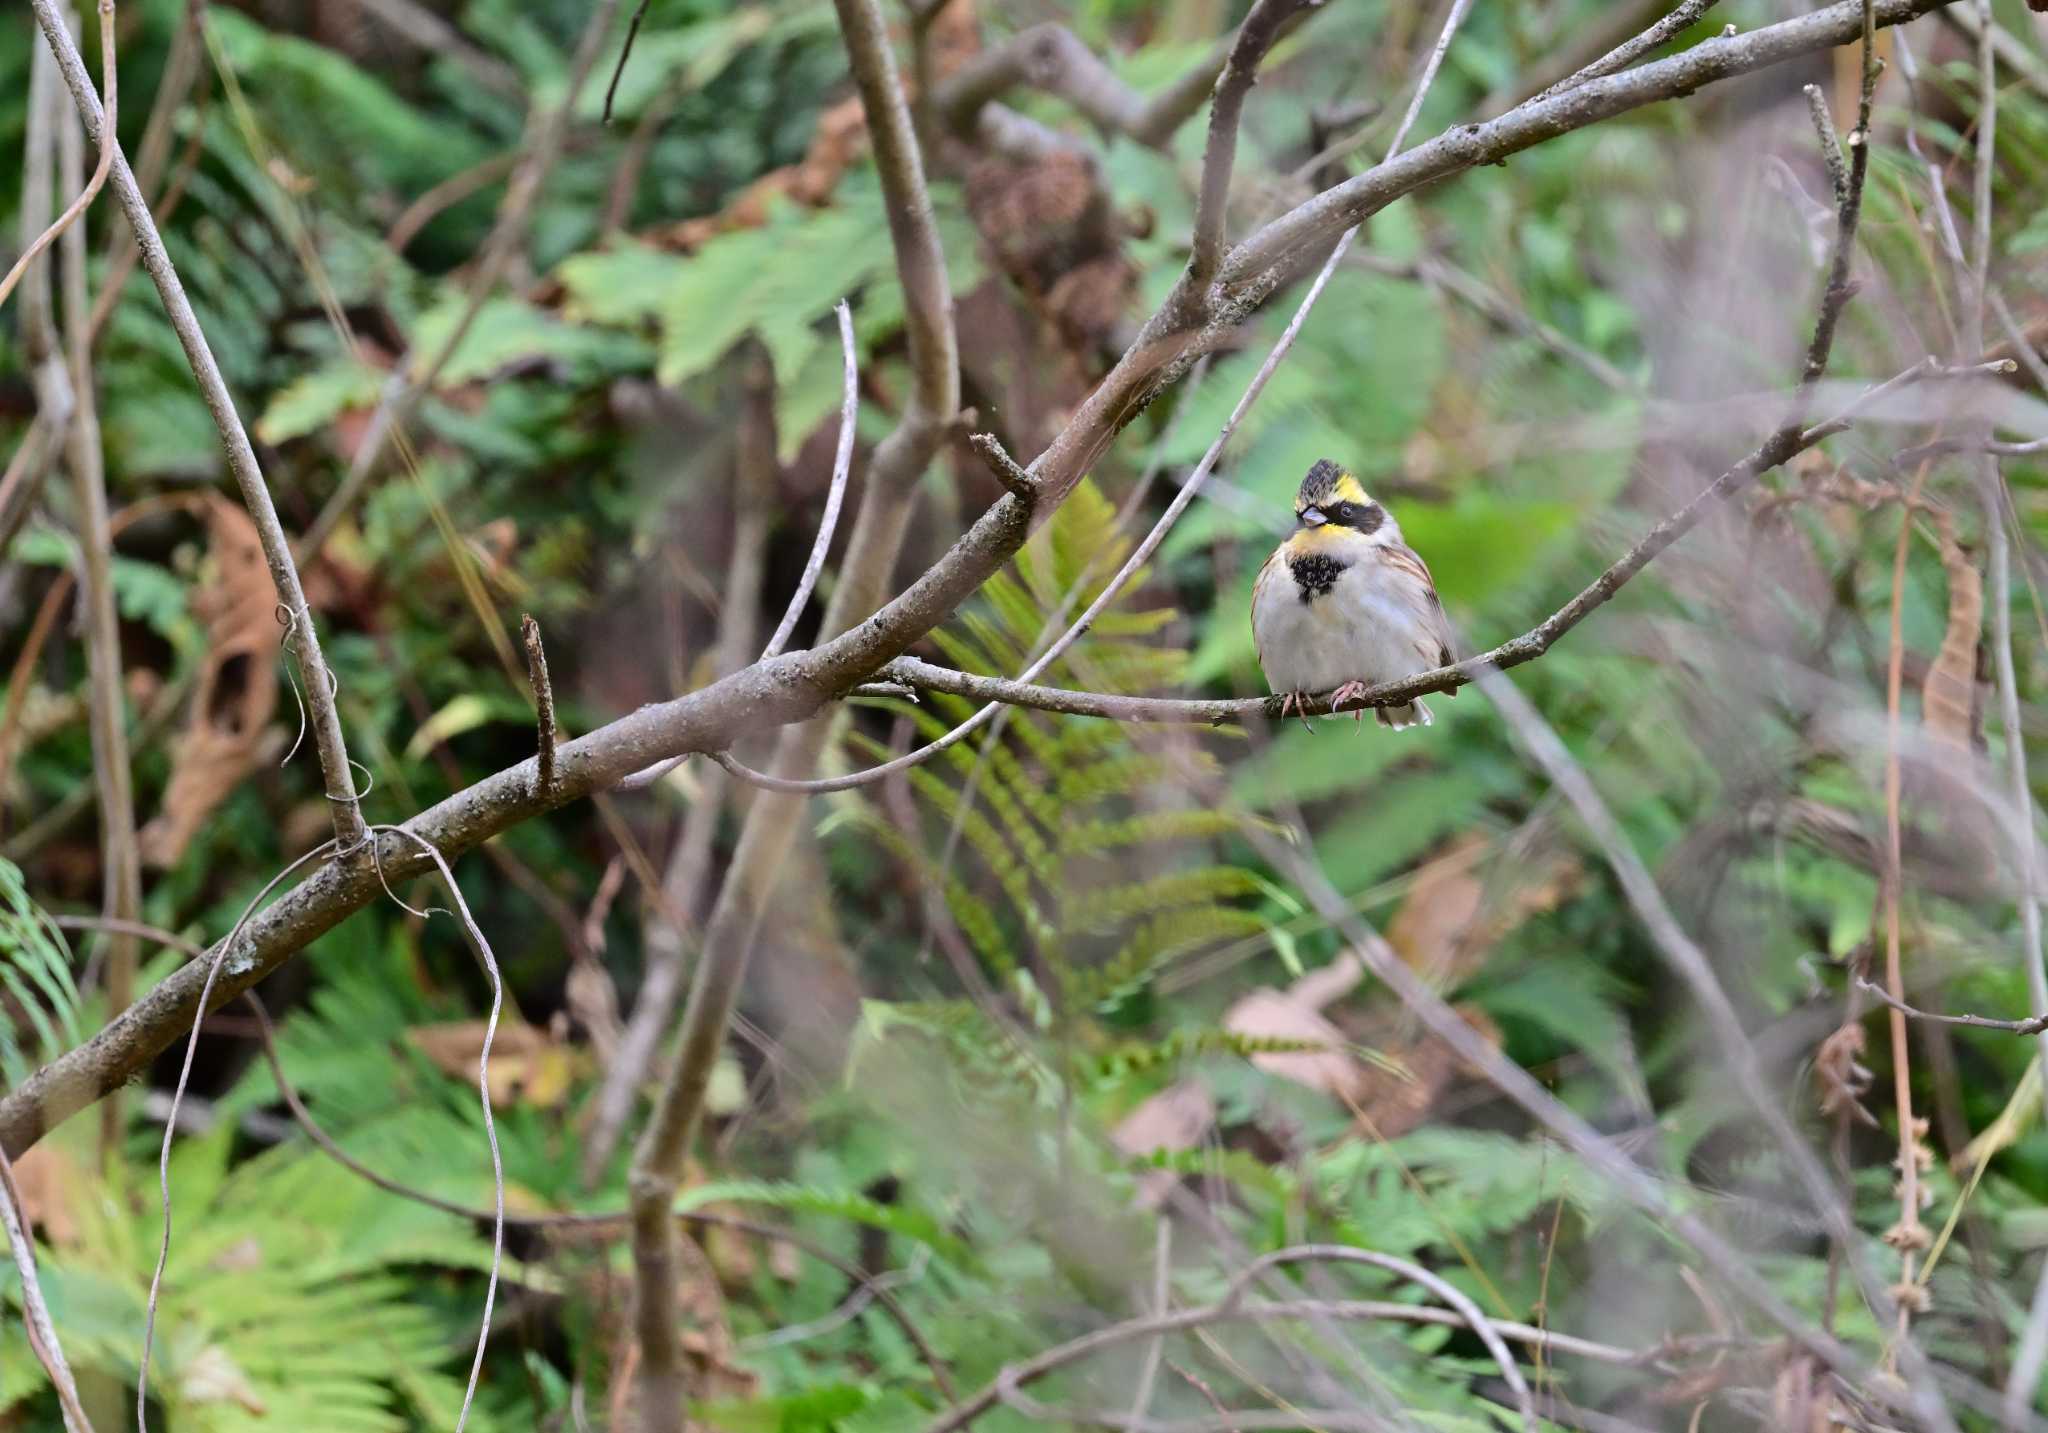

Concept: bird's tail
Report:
left=1376, top=699, right=1433, bottom=730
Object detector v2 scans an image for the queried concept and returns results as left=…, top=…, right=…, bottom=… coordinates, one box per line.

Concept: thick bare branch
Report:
left=1188, top=0, right=1312, bottom=288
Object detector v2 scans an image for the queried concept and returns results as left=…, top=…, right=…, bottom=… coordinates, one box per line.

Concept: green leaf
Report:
left=401, top=692, right=535, bottom=762
left=556, top=243, right=694, bottom=328
left=408, top=295, right=648, bottom=387
left=256, top=357, right=383, bottom=445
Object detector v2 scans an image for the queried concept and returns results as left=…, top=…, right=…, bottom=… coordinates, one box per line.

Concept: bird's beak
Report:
left=1300, top=506, right=1327, bottom=527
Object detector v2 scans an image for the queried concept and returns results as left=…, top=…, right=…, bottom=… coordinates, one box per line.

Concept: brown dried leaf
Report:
left=180, top=1344, right=267, bottom=1415
left=7, top=1143, right=82, bottom=1248
left=1769, top=1353, right=1841, bottom=1433
left=139, top=496, right=281, bottom=868
left=1922, top=517, right=1982, bottom=753
left=1813, top=1022, right=1877, bottom=1127
left=404, top=1018, right=584, bottom=1109
left=1111, top=1079, right=1215, bottom=1209
left=661, top=95, right=869, bottom=251
left=1386, top=834, right=1580, bottom=988
left=1346, top=1003, right=1501, bottom=1140
left=1223, top=988, right=1365, bottom=1101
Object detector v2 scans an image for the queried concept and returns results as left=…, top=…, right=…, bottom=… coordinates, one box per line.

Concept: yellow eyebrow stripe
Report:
left=1331, top=473, right=1369, bottom=506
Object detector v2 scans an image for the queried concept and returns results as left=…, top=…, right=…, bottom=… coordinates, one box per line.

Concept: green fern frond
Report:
left=1093, top=1029, right=1333, bottom=1081
left=673, top=1180, right=978, bottom=1269
left=902, top=767, right=1055, bottom=943
left=1065, top=868, right=1265, bottom=932
left=853, top=815, right=1016, bottom=975
left=0, top=857, right=84, bottom=1085
left=1066, top=808, right=1250, bottom=855
left=857, top=476, right=1264, bottom=1060
left=1067, top=906, right=1270, bottom=1006
left=851, top=998, right=1054, bottom=1106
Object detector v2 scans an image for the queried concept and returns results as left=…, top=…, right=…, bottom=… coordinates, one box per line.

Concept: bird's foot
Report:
left=1330, top=681, right=1369, bottom=724
left=1278, top=690, right=1316, bottom=734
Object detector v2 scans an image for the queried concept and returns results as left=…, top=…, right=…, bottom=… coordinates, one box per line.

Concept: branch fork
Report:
left=967, top=432, right=1037, bottom=501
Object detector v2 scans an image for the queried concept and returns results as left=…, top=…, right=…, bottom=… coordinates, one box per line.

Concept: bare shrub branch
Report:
left=27, top=0, right=369, bottom=851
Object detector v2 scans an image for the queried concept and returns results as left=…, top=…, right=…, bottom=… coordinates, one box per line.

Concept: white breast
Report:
left=1254, top=554, right=1440, bottom=695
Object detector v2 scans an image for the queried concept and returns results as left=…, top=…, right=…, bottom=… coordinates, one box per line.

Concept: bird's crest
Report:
left=1295, top=458, right=1369, bottom=512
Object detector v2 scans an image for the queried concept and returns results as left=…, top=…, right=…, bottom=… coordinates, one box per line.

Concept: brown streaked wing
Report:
left=1250, top=545, right=1283, bottom=672
left=1382, top=542, right=1456, bottom=671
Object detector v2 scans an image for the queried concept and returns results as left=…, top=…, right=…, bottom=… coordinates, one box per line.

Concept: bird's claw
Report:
left=1331, top=681, right=1368, bottom=724
left=1278, top=690, right=1315, bottom=734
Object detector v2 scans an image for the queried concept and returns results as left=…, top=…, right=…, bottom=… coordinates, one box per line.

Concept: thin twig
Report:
left=933, top=24, right=1230, bottom=152
left=1896, top=435, right=2048, bottom=463
left=0, top=0, right=114, bottom=314
left=371, top=827, right=505, bottom=1433
left=28, top=0, right=368, bottom=852
left=926, top=1242, right=1717, bottom=1433
left=1804, top=83, right=1850, bottom=207
left=601, top=0, right=652, bottom=124
left=0, top=414, right=65, bottom=560
left=1882, top=456, right=1935, bottom=1339
left=1351, top=249, right=1636, bottom=392
left=0, top=1142, right=94, bottom=1432
left=139, top=840, right=341, bottom=1430
left=967, top=432, right=1038, bottom=501
left=1383, top=0, right=1474, bottom=159
left=766, top=300, right=857, bottom=662
left=52, top=0, right=142, bottom=1159
left=1538, top=0, right=1718, bottom=99
left=1125, top=1219, right=1172, bottom=1426
left=1855, top=978, right=2048, bottom=1037
left=523, top=614, right=558, bottom=797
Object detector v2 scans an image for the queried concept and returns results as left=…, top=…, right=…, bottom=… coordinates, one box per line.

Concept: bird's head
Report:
left=1291, top=458, right=1391, bottom=547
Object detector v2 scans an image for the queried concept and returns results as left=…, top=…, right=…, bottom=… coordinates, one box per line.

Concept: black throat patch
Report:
left=1289, top=552, right=1345, bottom=602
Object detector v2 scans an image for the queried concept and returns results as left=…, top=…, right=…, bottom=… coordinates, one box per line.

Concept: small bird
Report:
left=1251, top=459, right=1454, bottom=730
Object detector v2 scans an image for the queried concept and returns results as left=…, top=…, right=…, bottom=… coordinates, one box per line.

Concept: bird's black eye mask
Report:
left=1299, top=499, right=1383, bottom=534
